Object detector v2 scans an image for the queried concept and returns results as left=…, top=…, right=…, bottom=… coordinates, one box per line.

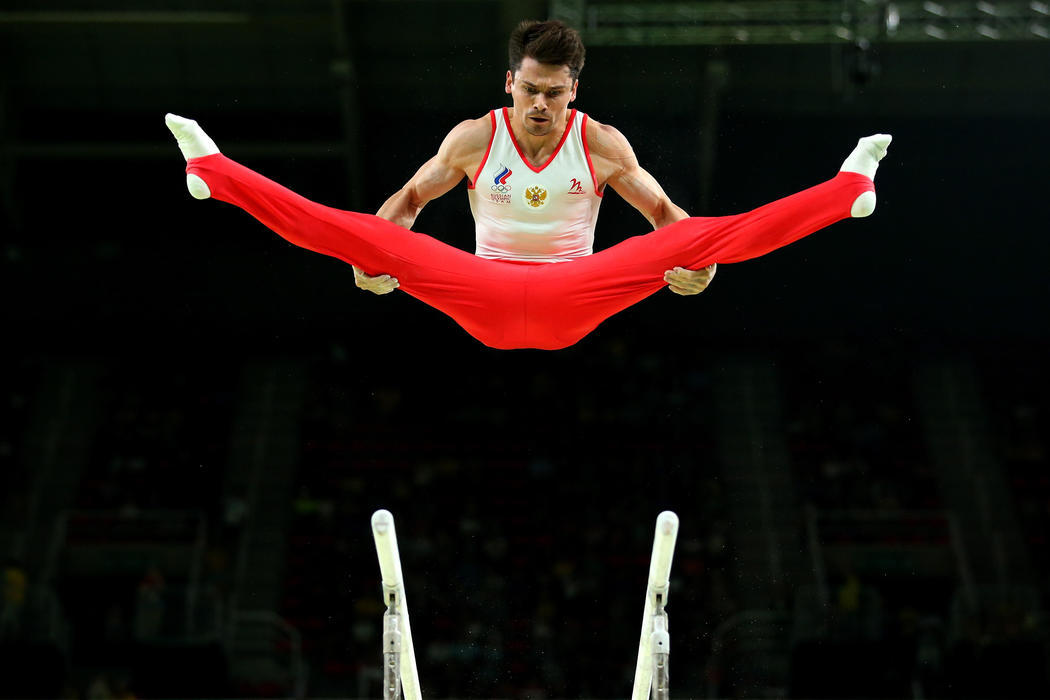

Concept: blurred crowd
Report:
left=1, top=337, right=1048, bottom=698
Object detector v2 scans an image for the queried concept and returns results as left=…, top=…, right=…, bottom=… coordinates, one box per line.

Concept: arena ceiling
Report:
left=3, top=0, right=1049, bottom=138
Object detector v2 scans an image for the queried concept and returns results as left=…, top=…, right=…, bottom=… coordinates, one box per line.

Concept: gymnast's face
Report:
left=505, top=57, right=578, bottom=137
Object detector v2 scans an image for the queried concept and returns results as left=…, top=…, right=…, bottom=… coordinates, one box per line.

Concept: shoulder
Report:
left=440, top=113, right=496, bottom=161
left=582, top=115, right=638, bottom=184
left=582, top=115, right=636, bottom=162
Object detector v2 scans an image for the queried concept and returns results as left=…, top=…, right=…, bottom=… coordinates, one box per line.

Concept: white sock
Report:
left=840, top=133, right=891, bottom=217
left=165, top=113, right=219, bottom=199
left=165, top=113, right=219, bottom=160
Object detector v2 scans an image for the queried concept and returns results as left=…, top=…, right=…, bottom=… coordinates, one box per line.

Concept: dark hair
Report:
left=508, top=20, right=586, bottom=81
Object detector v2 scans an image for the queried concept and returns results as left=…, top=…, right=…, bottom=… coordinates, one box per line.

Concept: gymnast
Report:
left=166, top=19, right=890, bottom=350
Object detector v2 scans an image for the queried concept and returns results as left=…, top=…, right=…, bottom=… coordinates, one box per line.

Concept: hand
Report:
left=664, top=263, right=717, bottom=296
left=353, top=266, right=400, bottom=295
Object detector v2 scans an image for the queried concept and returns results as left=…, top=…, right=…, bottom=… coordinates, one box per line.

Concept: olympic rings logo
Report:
left=491, top=184, right=512, bottom=193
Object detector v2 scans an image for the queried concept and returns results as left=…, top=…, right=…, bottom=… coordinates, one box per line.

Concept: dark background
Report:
left=1, top=1, right=1049, bottom=698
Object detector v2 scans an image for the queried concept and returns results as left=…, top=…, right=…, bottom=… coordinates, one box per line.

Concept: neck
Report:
left=507, top=107, right=572, bottom=161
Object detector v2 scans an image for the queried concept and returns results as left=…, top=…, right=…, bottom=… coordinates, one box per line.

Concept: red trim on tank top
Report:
left=467, top=110, right=498, bottom=190
left=502, top=107, right=576, bottom=173
left=580, top=113, right=604, bottom=198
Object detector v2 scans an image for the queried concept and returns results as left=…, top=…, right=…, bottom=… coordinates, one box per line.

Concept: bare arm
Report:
left=375, top=117, right=491, bottom=229
left=587, top=119, right=716, bottom=296
left=375, top=153, right=462, bottom=229
left=587, top=119, right=689, bottom=229
left=356, top=116, right=492, bottom=294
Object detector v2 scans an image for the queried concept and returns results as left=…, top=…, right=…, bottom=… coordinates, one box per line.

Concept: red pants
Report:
left=187, top=154, right=873, bottom=350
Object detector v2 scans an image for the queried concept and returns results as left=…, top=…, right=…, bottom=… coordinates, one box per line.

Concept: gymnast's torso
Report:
left=467, top=107, right=603, bottom=262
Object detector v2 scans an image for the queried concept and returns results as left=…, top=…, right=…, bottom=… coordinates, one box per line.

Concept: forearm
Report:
left=376, top=188, right=425, bottom=229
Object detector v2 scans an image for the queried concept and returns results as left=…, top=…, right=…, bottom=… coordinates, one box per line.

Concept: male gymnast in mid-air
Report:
left=166, top=20, right=890, bottom=350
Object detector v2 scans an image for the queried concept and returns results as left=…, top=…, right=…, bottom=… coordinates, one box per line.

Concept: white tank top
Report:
left=467, top=108, right=603, bottom=262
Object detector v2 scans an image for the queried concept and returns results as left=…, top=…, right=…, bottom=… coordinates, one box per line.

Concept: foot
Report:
left=165, top=113, right=219, bottom=200
left=840, top=134, right=891, bottom=217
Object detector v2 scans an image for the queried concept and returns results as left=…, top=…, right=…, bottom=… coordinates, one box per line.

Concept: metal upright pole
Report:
left=382, top=600, right=403, bottom=700
left=650, top=598, right=670, bottom=700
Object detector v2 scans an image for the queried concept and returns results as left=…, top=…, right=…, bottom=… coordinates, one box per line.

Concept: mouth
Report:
left=528, top=115, right=550, bottom=125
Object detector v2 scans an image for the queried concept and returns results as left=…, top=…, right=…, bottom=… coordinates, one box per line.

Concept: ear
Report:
left=505, top=70, right=514, bottom=94
left=569, top=79, right=579, bottom=102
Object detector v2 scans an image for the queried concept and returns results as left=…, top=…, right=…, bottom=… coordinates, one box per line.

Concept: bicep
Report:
left=403, top=118, right=491, bottom=205
left=403, top=153, right=466, bottom=206
left=591, top=121, right=677, bottom=225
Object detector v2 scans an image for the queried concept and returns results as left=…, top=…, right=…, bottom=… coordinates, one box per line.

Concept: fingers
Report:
left=663, top=264, right=716, bottom=296
left=352, top=265, right=400, bottom=295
